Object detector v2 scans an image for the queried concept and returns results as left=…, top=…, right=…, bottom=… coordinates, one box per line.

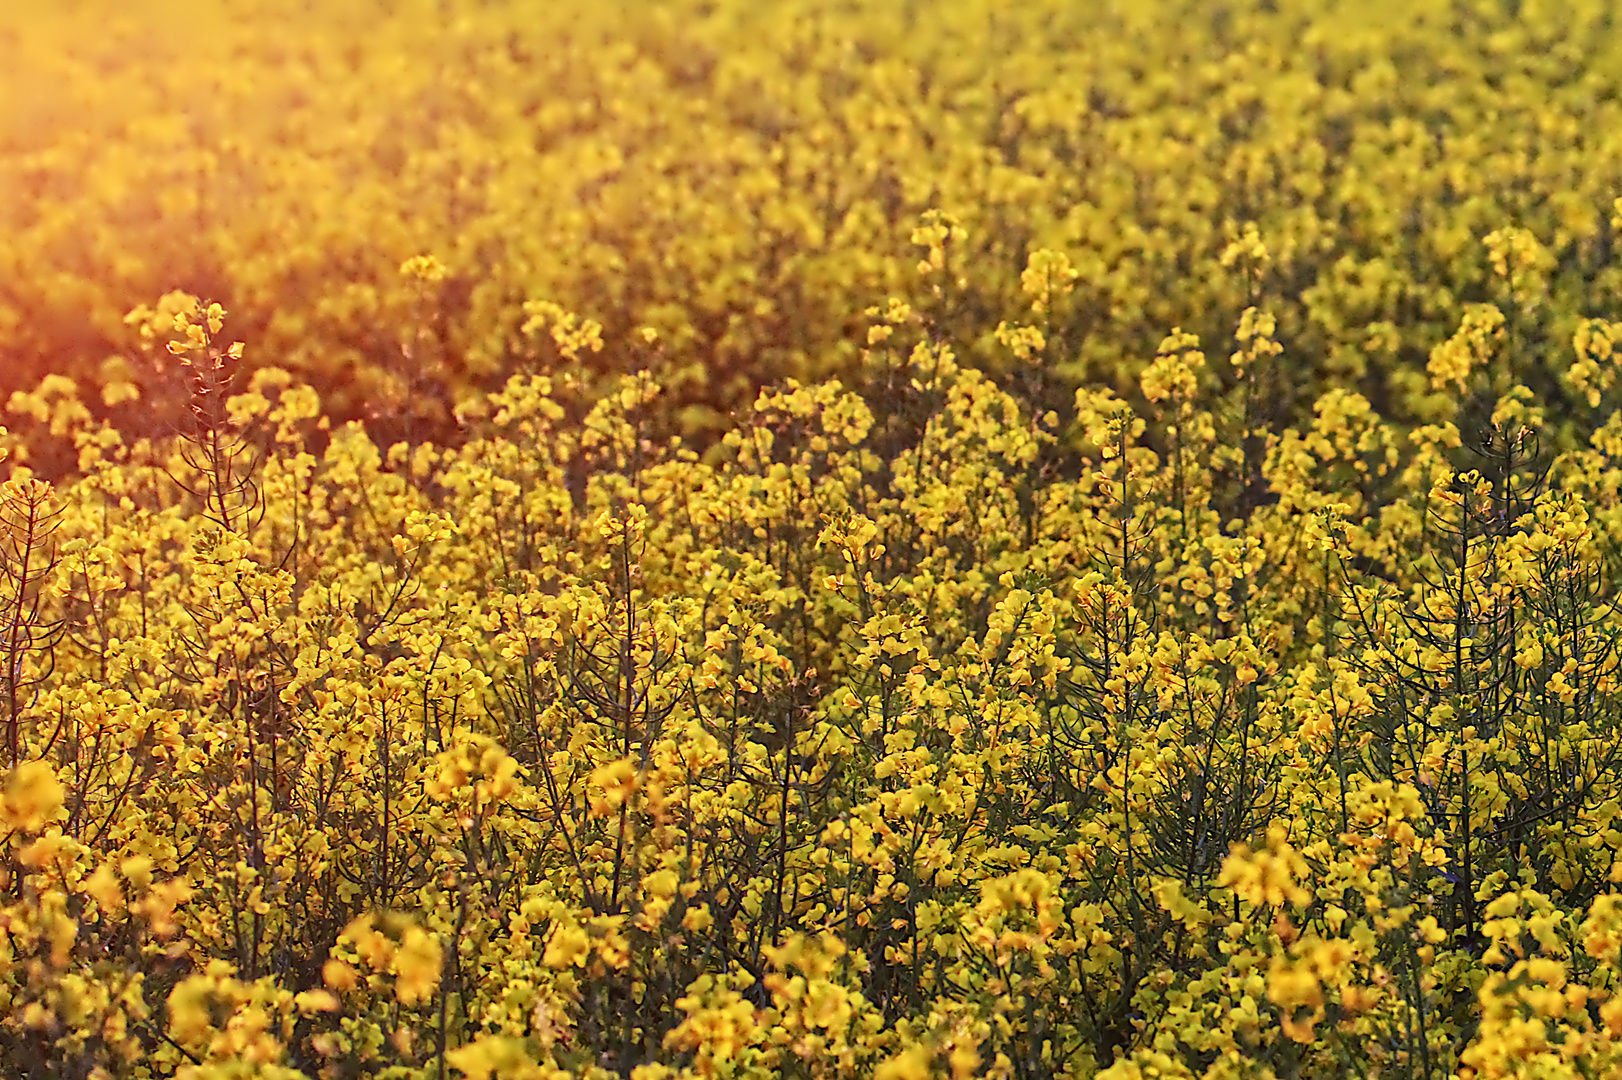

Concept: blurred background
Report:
left=2, top=0, right=1621, bottom=458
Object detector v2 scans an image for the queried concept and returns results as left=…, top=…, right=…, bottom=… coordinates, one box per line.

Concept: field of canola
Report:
left=14, top=0, right=1622, bottom=1077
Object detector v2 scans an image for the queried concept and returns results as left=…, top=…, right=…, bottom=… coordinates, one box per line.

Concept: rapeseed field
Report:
left=8, top=0, right=1622, bottom=1077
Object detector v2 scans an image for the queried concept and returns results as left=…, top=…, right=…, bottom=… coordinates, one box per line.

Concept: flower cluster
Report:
left=8, top=2, right=1622, bottom=1078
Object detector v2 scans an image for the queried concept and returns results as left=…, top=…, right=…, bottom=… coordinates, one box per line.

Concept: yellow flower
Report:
left=392, top=925, right=443, bottom=1006
left=1218, top=826, right=1312, bottom=909
left=1020, top=248, right=1079, bottom=314
left=447, top=1036, right=548, bottom=1080
left=544, top=923, right=591, bottom=969
left=994, top=320, right=1046, bottom=361
left=588, top=757, right=638, bottom=817
left=294, top=989, right=339, bottom=1014
left=399, top=254, right=448, bottom=282
left=1427, top=304, right=1505, bottom=393
left=1, top=760, right=65, bottom=833
left=322, top=959, right=358, bottom=992
left=82, top=861, right=124, bottom=915
left=874, top=1045, right=932, bottom=1080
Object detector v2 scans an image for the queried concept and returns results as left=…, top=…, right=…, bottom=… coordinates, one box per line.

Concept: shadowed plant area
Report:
left=14, top=1, right=1622, bottom=1079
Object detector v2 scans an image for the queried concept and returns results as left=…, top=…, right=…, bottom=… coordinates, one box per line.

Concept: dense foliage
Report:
left=15, top=1, right=1622, bottom=1078
left=9, top=0, right=1622, bottom=447
left=5, top=222, right=1622, bottom=1077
